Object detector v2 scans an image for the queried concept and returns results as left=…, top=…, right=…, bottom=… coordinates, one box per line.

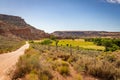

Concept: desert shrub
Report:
left=24, top=69, right=52, bottom=80
left=39, top=74, right=49, bottom=80
left=58, top=61, right=69, bottom=76
left=12, top=52, right=40, bottom=79
left=87, top=61, right=117, bottom=80
left=58, top=54, right=70, bottom=61
left=58, top=66, right=69, bottom=76
left=53, top=60, right=70, bottom=76
left=115, top=59, right=120, bottom=68
left=67, top=55, right=78, bottom=63
left=105, top=54, right=117, bottom=62
left=72, top=55, right=120, bottom=80
left=76, top=74, right=82, bottom=80
left=39, top=70, right=53, bottom=80
left=25, top=71, right=38, bottom=80
left=98, top=52, right=117, bottom=62
left=11, top=48, right=53, bottom=80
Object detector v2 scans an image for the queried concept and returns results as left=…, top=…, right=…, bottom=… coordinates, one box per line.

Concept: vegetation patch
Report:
left=11, top=41, right=120, bottom=80
left=53, top=60, right=70, bottom=76
left=11, top=48, right=53, bottom=80
left=51, top=39, right=105, bottom=51
left=85, top=38, right=120, bottom=51
left=0, top=36, right=25, bottom=54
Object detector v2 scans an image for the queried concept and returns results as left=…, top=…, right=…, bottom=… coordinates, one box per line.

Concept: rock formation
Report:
left=0, top=14, right=49, bottom=40
left=52, top=31, right=120, bottom=38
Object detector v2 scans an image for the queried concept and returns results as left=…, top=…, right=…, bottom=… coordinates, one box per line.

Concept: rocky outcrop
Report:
left=0, top=14, right=49, bottom=40
left=52, top=31, right=120, bottom=38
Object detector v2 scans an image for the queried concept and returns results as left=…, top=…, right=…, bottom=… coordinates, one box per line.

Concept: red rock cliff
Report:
left=0, top=14, right=49, bottom=40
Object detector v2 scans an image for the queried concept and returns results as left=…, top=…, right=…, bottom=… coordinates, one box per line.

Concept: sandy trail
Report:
left=0, top=42, right=29, bottom=80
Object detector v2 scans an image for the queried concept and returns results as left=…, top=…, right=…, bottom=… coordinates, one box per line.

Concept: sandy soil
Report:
left=0, top=42, right=29, bottom=80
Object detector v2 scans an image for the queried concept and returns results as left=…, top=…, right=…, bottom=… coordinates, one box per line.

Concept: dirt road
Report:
left=0, top=42, right=29, bottom=80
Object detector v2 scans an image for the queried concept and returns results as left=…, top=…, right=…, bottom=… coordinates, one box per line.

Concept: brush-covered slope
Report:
left=0, top=14, right=49, bottom=40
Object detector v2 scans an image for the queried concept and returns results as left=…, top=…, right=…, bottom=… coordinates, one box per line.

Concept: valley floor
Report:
left=11, top=43, right=105, bottom=80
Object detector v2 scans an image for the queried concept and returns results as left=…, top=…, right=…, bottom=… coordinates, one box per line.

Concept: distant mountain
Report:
left=52, top=31, right=120, bottom=38
left=0, top=14, right=49, bottom=40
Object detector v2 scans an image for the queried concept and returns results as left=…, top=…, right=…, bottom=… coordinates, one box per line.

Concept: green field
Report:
left=52, top=39, right=105, bottom=50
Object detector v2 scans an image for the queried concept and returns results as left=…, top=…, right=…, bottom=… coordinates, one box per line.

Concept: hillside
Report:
left=0, top=14, right=49, bottom=40
left=52, top=31, right=120, bottom=38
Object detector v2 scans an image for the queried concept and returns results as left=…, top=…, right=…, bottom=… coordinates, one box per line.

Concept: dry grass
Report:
left=0, top=36, right=25, bottom=54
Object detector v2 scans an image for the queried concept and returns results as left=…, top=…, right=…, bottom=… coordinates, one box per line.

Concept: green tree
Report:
left=40, top=39, right=52, bottom=45
left=50, top=35, right=57, bottom=41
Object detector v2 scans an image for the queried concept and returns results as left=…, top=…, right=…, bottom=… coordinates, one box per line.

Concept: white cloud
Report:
left=106, top=0, right=120, bottom=4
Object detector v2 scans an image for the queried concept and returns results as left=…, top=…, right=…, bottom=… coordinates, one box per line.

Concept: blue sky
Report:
left=0, top=0, right=120, bottom=33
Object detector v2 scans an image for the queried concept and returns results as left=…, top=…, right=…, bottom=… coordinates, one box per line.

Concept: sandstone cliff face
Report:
left=52, top=31, right=120, bottom=38
left=0, top=14, right=49, bottom=40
